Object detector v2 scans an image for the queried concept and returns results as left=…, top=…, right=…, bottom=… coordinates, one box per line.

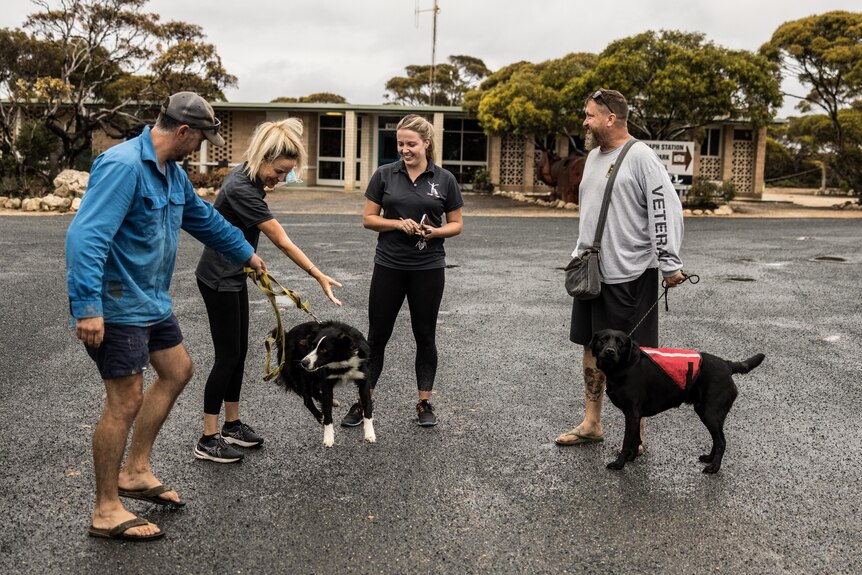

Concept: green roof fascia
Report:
left=208, top=101, right=465, bottom=115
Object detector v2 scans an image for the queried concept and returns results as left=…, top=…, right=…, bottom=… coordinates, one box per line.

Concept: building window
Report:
left=442, top=117, right=488, bottom=185
left=318, top=113, right=344, bottom=184
left=733, top=129, right=753, bottom=142
left=701, top=128, right=721, bottom=157
left=377, top=116, right=403, bottom=167
left=317, top=113, right=361, bottom=185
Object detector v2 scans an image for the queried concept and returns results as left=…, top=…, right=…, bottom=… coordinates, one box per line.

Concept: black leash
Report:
left=627, top=273, right=700, bottom=337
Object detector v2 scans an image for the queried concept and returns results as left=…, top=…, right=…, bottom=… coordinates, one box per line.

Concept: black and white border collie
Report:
left=270, top=321, right=375, bottom=447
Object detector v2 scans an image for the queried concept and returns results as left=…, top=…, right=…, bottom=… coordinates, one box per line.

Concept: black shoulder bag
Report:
left=564, top=138, right=638, bottom=299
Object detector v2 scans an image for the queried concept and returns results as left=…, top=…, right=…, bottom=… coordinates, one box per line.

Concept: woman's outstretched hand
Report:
left=316, top=273, right=343, bottom=306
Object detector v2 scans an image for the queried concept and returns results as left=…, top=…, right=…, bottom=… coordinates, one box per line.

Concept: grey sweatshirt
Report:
left=573, top=140, right=684, bottom=284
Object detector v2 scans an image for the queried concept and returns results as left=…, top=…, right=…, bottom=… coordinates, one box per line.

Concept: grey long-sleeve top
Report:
left=573, top=140, right=684, bottom=284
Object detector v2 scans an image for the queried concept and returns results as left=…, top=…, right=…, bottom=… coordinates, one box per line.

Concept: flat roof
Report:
left=210, top=101, right=464, bottom=114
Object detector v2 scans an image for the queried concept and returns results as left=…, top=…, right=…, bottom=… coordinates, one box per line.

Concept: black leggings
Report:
left=197, top=279, right=249, bottom=415
left=367, top=264, right=445, bottom=392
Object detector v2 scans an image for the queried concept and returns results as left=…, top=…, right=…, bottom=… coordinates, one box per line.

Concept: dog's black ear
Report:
left=624, top=335, right=640, bottom=364
left=589, top=332, right=601, bottom=357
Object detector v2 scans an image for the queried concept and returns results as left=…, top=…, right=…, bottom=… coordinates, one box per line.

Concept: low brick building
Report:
left=92, top=102, right=767, bottom=198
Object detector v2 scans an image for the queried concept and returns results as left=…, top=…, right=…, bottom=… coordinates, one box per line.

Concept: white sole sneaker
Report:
left=193, top=445, right=243, bottom=464
left=222, top=436, right=262, bottom=448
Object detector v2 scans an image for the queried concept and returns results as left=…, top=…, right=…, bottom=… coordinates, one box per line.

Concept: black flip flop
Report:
left=118, top=484, right=186, bottom=508
left=88, top=516, right=164, bottom=541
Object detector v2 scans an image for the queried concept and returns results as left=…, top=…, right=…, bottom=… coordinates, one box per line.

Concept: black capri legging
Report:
left=367, top=264, right=445, bottom=392
left=197, top=278, right=249, bottom=415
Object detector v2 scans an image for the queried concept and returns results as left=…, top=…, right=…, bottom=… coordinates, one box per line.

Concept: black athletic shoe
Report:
left=194, top=434, right=244, bottom=463
left=416, top=400, right=438, bottom=427
left=340, top=401, right=364, bottom=427
left=222, top=421, right=264, bottom=448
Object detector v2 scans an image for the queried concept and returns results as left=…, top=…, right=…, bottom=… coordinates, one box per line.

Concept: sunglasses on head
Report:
left=591, top=90, right=618, bottom=116
left=164, top=112, right=221, bottom=134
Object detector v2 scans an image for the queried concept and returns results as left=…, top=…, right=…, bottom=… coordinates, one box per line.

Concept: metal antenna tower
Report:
left=415, top=0, right=440, bottom=105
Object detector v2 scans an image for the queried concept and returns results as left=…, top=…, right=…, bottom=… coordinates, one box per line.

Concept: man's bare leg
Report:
left=118, top=344, right=193, bottom=504
left=91, top=374, right=160, bottom=537
left=577, top=345, right=605, bottom=437
left=557, top=346, right=605, bottom=443
left=557, top=346, right=646, bottom=445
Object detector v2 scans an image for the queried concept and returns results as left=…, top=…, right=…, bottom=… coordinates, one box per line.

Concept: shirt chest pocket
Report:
left=140, top=189, right=185, bottom=231
left=140, top=190, right=167, bottom=234
left=168, top=189, right=185, bottom=229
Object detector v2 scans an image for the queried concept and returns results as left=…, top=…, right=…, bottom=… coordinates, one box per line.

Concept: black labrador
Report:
left=590, top=329, right=764, bottom=473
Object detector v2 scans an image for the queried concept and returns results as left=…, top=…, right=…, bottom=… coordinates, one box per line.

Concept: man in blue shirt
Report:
left=66, top=92, right=266, bottom=541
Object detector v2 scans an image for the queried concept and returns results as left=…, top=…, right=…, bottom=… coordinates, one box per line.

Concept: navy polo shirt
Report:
left=365, top=160, right=463, bottom=270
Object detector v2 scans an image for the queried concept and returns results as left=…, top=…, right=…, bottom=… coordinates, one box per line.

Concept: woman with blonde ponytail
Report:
left=193, top=119, right=342, bottom=463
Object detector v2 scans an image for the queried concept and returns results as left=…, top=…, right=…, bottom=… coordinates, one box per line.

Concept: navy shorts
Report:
left=84, top=314, right=184, bottom=380
left=569, top=267, right=659, bottom=347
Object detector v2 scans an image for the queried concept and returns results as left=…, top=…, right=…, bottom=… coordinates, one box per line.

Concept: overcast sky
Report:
left=2, top=0, right=859, bottom=117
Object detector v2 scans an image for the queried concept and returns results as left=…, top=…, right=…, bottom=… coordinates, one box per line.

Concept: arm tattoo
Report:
left=584, top=367, right=606, bottom=402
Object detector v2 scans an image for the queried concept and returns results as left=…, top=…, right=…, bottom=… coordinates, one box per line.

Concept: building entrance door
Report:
left=377, top=116, right=401, bottom=167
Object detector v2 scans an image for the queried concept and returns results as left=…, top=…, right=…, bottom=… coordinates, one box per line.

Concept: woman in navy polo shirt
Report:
left=341, top=114, right=463, bottom=428
left=194, top=119, right=342, bottom=463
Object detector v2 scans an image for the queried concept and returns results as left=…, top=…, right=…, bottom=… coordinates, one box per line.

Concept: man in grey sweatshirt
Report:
left=556, top=89, right=686, bottom=450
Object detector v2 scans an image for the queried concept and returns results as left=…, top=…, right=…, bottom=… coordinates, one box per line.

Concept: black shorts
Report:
left=84, top=314, right=184, bottom=380
left=569, top=267, right=659, bottom=347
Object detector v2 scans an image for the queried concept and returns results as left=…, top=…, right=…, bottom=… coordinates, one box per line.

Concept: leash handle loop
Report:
left=243, top=267, right=322, bottom=381
left=629, top=272, right=700, bottom=337
left=244, top=267, right=321, bottom=324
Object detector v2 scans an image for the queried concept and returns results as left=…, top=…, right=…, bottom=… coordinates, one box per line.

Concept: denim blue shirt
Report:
left=66, top=126, right=254, bottom=325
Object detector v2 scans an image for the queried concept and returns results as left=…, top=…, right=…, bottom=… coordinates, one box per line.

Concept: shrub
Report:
left=188, top=167, right=232, bottom=190
left=471, top=166, right=494, bottom=193
left=685, top=178, right=735, bottom=209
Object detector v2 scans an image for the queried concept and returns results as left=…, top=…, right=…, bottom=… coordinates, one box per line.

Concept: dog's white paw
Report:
left=363, top=418, right=376, bottom=443
left=323, top=424, right=335, bottom=448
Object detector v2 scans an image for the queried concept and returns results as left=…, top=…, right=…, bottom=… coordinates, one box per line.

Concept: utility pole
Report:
left=415, top=0, right=440, bottom=105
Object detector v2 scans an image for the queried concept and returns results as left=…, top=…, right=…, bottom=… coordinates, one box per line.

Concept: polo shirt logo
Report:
left=426, top=182, right=440, bottom=198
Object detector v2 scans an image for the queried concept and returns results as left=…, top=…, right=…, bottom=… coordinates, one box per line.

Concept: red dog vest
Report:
left=641, top=347, right=702, bottom=389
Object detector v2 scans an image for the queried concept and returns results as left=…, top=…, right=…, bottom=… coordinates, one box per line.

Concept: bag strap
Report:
left=591, top=137, right=639, bottom=251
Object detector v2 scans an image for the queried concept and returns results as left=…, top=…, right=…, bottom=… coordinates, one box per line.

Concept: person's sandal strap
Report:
left=108, top=517, right=149, bottom=537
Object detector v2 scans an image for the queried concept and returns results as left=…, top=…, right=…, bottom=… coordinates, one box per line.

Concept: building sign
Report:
left=643, top=140, right=695, bottom=189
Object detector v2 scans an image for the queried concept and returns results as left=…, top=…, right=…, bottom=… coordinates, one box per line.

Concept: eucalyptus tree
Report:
left=562, top=30, right=783, bottom=141
left=0, top=0, right=235, bottom=178
left=463, top=53, right=597, bottom=150
left=762, top=10, right=862, bottom=197
left=384, top=55, right=490, bottom=106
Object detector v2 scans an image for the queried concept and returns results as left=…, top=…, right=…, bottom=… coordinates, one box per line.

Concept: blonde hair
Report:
left=243, top=118, right=307, bottom=181
left=396, top=114, right=435, bottom=162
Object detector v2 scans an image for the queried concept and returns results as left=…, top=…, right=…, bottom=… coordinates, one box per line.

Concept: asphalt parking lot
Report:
left=1, top=191, right=860, bottom=574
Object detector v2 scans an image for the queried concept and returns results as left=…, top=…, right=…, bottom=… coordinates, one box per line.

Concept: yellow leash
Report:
left=244, top=267, right=321, bottom=381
